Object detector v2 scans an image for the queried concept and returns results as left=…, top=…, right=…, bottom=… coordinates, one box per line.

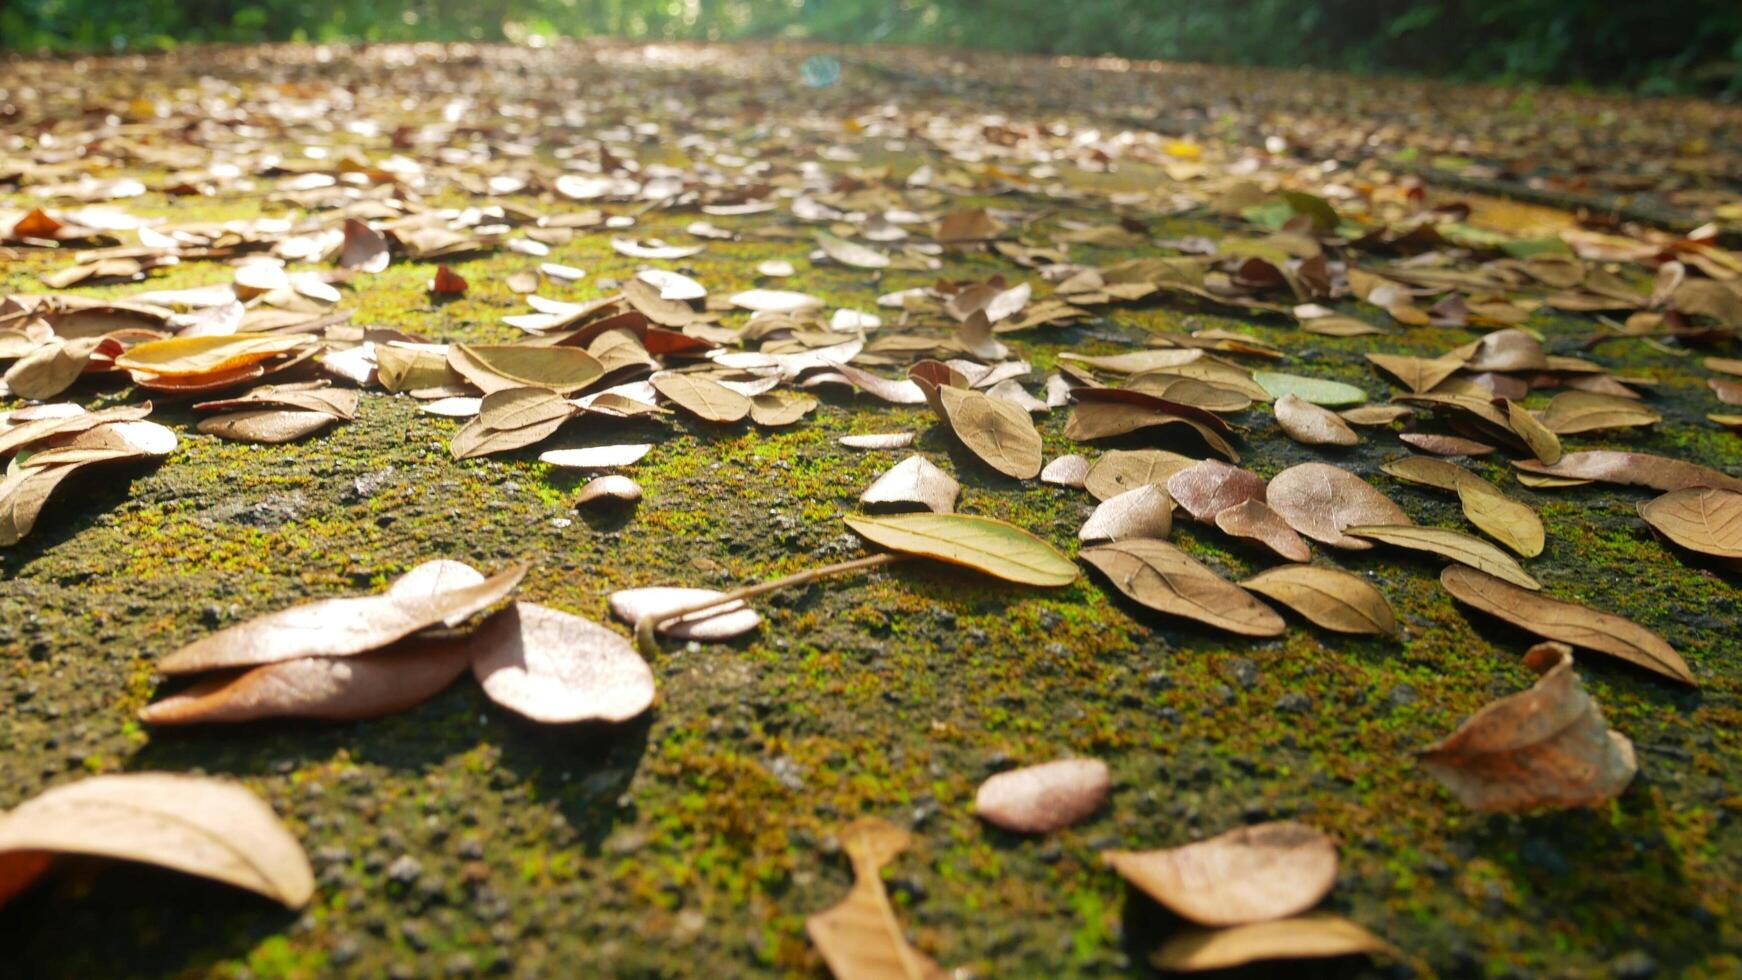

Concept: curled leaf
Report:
left=608, top=587, right=761, bottom=641
left=1418, top=644, right=1637, bottom=812
left=861, top=455, right=960, bottom=514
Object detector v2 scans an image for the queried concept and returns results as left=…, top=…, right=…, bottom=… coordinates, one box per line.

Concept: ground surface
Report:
left=2, top=40, right=1740, bottom=979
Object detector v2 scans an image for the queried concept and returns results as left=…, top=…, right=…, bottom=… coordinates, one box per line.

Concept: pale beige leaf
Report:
left=806, top=818, right=947, bottom=980
left=1457, top=481, right=1545, bottom=558
left=608, top=587, right=760, bottom=641
left=938, top=384, right=1043, bottom=480
left=1079, top=484, right=1172, bottom=541
left=973, top=759, right=1109, bottom=834
left=1638, top=487, right=1742, bottom=560
left=1104, top=821, right=1338, bottom=926
left=861, top=455, right=960, bottom=514
left=470, top=602, right=656, bottom=724
left=1240, top=565, right=1396, bottom=635
left=1266, top=463, right=1410, bottom=551
left=652, top=373, right=752, bottom=423
left=1151, top=914, right=1391, bottom=972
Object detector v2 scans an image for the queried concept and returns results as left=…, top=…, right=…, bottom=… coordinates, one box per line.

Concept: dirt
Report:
left=1, top=39, right=1739, bottom=979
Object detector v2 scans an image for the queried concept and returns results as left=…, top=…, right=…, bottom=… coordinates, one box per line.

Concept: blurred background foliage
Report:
left=4, top=0, right=1740, bottom=95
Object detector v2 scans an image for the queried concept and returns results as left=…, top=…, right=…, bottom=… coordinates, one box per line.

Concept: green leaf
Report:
left=844, top=513, right=1077, bottom=587
left=1251, top=371, right=1368, bottom=407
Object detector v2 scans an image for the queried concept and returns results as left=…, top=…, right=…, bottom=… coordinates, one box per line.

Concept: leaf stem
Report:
left=634, top=552, right=903, bottom=656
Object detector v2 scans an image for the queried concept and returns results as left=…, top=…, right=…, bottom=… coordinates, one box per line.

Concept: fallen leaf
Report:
left=1214, top=500, right=1312, bottom=561
left=1079, top=484, right=1172, bottom=541
left=608, top=587, right=761, bottom=641
left=1241, top=565, right=1396, bottom=635
left=1151, top=914, right=1391, bottom=973
left=573, top=475, right=643, bottom=506
left=1418, top=643, right=1637, bottom=812
left=1266, top=463, right=1410, bottom=550
left=470, top=602, right=656, bottom=724
left=861, top=455, right=960, bottom=513
left=1457, top=481, right=1545, bottom=558
left=449, top=343, right=604, bottom=396
left=652, top=373, right=753, bottom=423
left=1399, top=432, right=1497, bottom=456
left=197, top=409, right=338, bottom=444
left=1104, top=821, right=1338, bottom=926
left=1080, top=538, right=1284, bottom=636
left=817, top=232, right=889, bottom=269
left=1165, top=460, right=1267, bottom=523
left=806, top=817, right=948, bottom=980
left=1439, top=566, right=1691, bottom=683
left=1367, top=352, right=1464, bottom=393
left=973, top=759, right=1110, bottom=833
left=115, top=333, right=309, bottom=378
left=1274, top=393, right=1360, bottom=446
left=1513, top=451, right=1742, bottom=493
left=1539, top=391, right=1660, bottom=434
left=539, top=443, right=653, bottom=469
left=1039, top=454, right=1090, bottom=488
left=840, top=432, right=916, bottom=449
left=1638, top=487, right=1742, bottom=560
left=430, top=264, right=468, bottom=295
left=140, top=637, right=471, bottom=724
left=936, top=384, right=1043, bottom=479
left=750, top=391, right=819, bottom=427
left=1085, top=449, right=1196, bottom=502
left=0, top=773, right=313, bottom=909
left=1345, top=524, right=1540, bottom=589
left=1252, top=371, right=1367, bottom=406
left=158, top=563, right=528, bottom=674
left=2, top=337, right=106, bottom=400
left=1504, top=399, right=1562, bottom=465
left=844, top=512, right=1078, bottom=587
left=730, top=288, right=824, bottom=314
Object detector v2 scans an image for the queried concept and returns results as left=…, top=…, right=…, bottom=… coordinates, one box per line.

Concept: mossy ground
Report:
left=1, top=42, right=1739, bottom=979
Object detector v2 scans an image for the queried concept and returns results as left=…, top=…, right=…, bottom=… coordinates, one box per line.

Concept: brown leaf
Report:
left=1066, top=392, right=1240, bottom=462
left=1366, top=352, right=1464, bottom=393
left=1241, top=565, right=1396, bottom=635
left=470, top=602, right=656, bottom=723
left=1079, top=484, right=1172, bottom=541
left=1, top=337, right=106, bottom=400
left=1214, top=500, right=1312, bottom=562
left=1266, top=463, right=1410, bottom=550
left=807, top=818, right=948, bottom=980
left=0, top=773, right=314, bottom=909
left=1150, top=914, right=1392, bottom=972
left=1085, top=449, right=1196, bottom=502
left=573, top=474, right=643, bottom=507
left=1166, top=460, right=1266, bottom=523
left=1039, top=454, right=1090, bottom=488
left=840, top=432, right=916, bottom=449
left=1457, top=481, right=1544, bottom=558
left=141, top=637, right=471, bottom=724
left=861, top=455, right=960, bottom=514
left=937, top=384, right=1042, bottom=479
left=1638, top=487, right=1742, bottom=560
left=1513, top=451, right=1742, bottom=493
left=1104, top=821, right=1338, bottom=926
left=1274, top=393, right=1359, bottom=447
left=608, top=587, right=761, bottom=641
left=1081, top=538, right=1285, bottom=636
left=1418, top=644, right=1637, bottom=812
left=1539, top=391, right=1659, bottom=434
left=652, top=373, right=752, bottom=423
left=158, top=563, right=527, bottom=674
left=338, top=218, right=389, bottom=272
left=1398, top=431, right=1497, bottom=457
left=1439, top=566, right=1691, bottom=683
left=1503, top=399, right=1561, bottom=465
left=749, top=391, right=819, bottom=427
left=1345, top=524, right=1540, bottom=589
left=197, top=409, right=338, bottom=444
left=973, top=759, right=1110, bottom=833
left=449, top=343, right=604, bottom=396
left=429, top=264, right=468, bottom=295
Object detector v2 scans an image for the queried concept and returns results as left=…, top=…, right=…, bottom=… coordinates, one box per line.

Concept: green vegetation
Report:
left=6, top=0, right=1741, bottom=94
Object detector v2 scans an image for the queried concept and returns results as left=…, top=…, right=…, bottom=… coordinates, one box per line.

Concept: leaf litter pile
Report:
left=2, top=40, right=1740, bottom=978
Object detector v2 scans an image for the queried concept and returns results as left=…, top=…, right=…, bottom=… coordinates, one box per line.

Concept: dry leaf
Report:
left=1457, top=481, right=1545, bottom=558
left=429, top=264, right=468, bottom=295
left=806, top=818, right=947, bottom=980
left=539, top=443, right=653, bottom=469
left=750, top=391, right=819, bottom=427
left=652, top=373, right=753, bottom=423
left=1539, top=391, right=1659, bottom=434
left=2, top=337, right=106, bottom=400
left=861, top=455, right=960, bottom=514
left=840, top=433, right=916, bottom=450
left=1399, top=432, right=1497, bottom=457
left=115, top=333, right=308, bottom=378
left=1104, top=821, right=1338, bottom=926
left=1344, top=524, right=1540, bottom=590
left=1241, top=565, right=1396, bottom=635
left=1274, top=393, right=1359, bottom=447
left=1166, top=460, right=1266, bottom=523
left=1214, top=500, right=1312, bottom=562
left=1266, top=463, right=1409, bottom=550
left=1079, top=484, right=1172, bottom=542
left=936, top=384, right=1043, bottom=479
left=1513, top=451, right=1742, bottom=493
left=573, top=475, right=643, bottom=507
left=1638, top=487, right=1742, bottom=560
left=1039, top=454, right=1090, bottom=488
left=449, top=343, right=604, bottom=396
left=0, top=773, right=313, bottom=910
left=1439, top=566, right=1692, bottom=684
left=158, top=563, right=527, bottom=674
left=141, top=637, right=471, bottom=724
left=973, top=759, right=1109, bottom=833
left=1418, top=644, right=1637, bottom=812
left=470, top=602, right=656, bottom=724
left=1151, top=914, right=1391, bottom=973
left=197, top=409, right=337, bottom=444
left=844, top=512, right=1077, bottom=587
left=608, top=587, right=760, bottom=641
left=1504, top=399, right=1562, bottom=465
left=1080, top=538, right=1284, bottom=636
left=1085, top=449, right=1196, bottom=502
